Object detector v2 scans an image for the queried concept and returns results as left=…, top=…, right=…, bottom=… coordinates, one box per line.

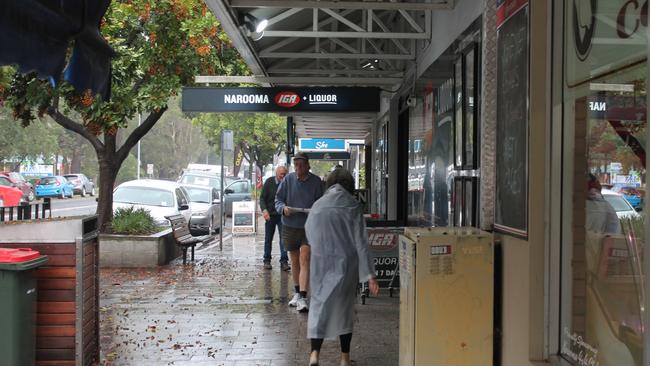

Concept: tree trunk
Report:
left=70, top=147, right=82, bottom=173
left=96, top=154, right=118, bottom=233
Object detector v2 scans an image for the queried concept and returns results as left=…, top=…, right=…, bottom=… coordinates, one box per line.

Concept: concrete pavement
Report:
left=99, top=219, right=399, bottom=365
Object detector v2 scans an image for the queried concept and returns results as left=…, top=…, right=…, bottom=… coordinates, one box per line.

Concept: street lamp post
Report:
left=137, top=113, right=141, bottom=179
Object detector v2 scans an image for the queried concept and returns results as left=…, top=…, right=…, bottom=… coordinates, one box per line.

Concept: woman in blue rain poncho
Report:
left=304, top=168, right=379, bottom=366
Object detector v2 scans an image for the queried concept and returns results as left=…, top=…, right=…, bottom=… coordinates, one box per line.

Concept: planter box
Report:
left=0, top=215, right=99, bottom=366
left=99, top=229, right=180, bottom=267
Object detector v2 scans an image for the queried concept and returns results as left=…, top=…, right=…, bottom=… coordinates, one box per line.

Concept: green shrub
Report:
left=111, top=207, right=158, bottom=235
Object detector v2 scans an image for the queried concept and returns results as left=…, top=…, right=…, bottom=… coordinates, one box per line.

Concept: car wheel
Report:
left=209, top=216, right=214, bottom=235
left=90, top=187, right=96, bottom=196
left=81, top=187, right=86, bottom=197
left=27, top=190, right=35, bottom=202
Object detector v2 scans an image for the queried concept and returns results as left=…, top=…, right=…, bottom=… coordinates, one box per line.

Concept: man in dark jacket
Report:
left=260, top=166, right=289, bottom=270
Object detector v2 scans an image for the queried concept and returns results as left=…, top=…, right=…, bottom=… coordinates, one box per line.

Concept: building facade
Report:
left=367, top=0, right=649, bottom=364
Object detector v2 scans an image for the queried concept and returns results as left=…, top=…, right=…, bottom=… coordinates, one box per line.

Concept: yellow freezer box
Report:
left=399, top=227, right=494, bottom=366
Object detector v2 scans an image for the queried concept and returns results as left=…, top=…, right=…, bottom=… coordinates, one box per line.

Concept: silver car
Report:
left=182, top=184, right=222, bottom=235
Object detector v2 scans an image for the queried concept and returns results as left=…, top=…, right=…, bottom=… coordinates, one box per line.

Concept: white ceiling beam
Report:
left=280, top=112, right=377, bottom=117
left=321, top=8, right=365, bottom=32
left=267, top=8, right=304, bottom=27
left=261, top=30, right=428, bottom=39
left=298, top=125, right=371, bottom=129
left=230, top=1, right=453, bottom=11
left=194, top=75, right=401, bottom=85
left=371, top=12, right=410, bottom=54
left=267, top=68, right=403, bottom=76
left=260, top=37, right=299, bottom=54
left=259, top=9, right=355, bottom=54
left=259, top=52, right=413, bottom=60
left=330, top=38, right=358, bottom=54
left=398, top=9, right=424, bottom=33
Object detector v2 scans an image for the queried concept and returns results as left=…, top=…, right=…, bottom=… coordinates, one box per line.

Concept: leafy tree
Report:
left=134, top=97, right=211, bottom=180
left=117, top=154, right=141, bottom=184
left=0, top=107, right=59, bottom=170
left=0, top=1, right=247, bottom=231
left=193, top=112, right=286, bottom=174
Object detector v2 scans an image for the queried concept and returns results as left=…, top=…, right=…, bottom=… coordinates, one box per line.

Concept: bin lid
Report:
left=0, top=248, right=41, bottom=263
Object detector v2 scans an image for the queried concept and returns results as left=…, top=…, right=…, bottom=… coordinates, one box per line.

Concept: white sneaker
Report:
left=288, top=293, right=300, bottom=307
left=296, top=297, right=309, bottom=312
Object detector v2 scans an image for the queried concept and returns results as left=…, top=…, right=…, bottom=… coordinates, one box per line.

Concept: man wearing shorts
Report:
left=275, top=153, right=324, bottom=312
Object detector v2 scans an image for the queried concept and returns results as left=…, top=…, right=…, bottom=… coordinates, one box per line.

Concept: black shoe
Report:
left=281, top=262, right=291, bottom=271
left=263, top=262, right=272, bottom=270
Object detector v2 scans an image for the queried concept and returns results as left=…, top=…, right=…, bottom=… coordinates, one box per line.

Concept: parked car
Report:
left=0, top=177, right=25, bottom=207
left=225, top=176, right=239, bottom=186
left=178, top=171, right=222, bottom=191
left=64, top=174, right=95, bottom=197
left=612, top=185, right=643, bottom=210
left=35, top=176, right=74, bottom=199
left=602, top=189, right=640, bottom=220
left=181, top=184, right=222, bottom=235
left=0, top=171, right=34, bottom=201
left=223, top=179, right=252, bottom=216
left=113, top=179, right=192, bottom=226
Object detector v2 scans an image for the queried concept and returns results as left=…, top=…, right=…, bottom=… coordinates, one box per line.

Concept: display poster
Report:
left=367, top=227, right=403, bottom=285
left=232, top=201, right=255, bottom=234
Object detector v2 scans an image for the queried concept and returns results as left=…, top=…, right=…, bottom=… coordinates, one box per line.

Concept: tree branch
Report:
left=117, top=106, right=167, bottom=162
left=47, top=107, right=104, bottom=152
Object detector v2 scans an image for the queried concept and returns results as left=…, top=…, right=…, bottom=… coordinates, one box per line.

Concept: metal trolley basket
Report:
left=359, top=226, right=403, bottom=304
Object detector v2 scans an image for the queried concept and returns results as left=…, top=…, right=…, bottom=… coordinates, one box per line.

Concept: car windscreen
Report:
left=180, top=174, right=220, bottom=189
left=184, top=187, right=211, bottom=203
left=113, top=187, right=174, bottom=207
left=64, top=175, right=79, bottom=181
left=40, top=177, right=58, bottom=185
left=603, top=194, right=633, bottom=212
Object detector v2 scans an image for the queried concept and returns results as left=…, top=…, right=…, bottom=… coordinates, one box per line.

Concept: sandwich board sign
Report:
left=232, top=201, right=256, bottom=234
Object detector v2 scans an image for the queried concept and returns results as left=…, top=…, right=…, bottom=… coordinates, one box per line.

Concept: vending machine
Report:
left=399, top=227, right=493, bottom=366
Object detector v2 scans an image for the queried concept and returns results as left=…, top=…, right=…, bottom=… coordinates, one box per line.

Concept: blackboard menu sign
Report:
left=495, top=4, right=529, bottom=237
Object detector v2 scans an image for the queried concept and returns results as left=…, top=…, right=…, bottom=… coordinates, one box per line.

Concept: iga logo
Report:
left=275, top=92, right=301, bottom=107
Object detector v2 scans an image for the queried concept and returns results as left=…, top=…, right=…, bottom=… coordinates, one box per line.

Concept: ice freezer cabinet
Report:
left=399, top=227, right=494, bottom=366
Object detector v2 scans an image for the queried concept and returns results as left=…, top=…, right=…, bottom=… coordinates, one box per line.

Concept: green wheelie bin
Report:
left=0, top=248, right=48, bottom=366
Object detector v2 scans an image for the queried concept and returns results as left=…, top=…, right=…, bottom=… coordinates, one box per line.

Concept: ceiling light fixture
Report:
left=242, top=13, right=268, bottom=40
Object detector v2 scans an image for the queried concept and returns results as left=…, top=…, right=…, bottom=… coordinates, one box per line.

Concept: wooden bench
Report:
left=165, top=214, right=210, bottom=264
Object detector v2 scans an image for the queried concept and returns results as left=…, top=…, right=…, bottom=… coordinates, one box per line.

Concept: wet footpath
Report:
left=99, top=221, right=399, bottom=366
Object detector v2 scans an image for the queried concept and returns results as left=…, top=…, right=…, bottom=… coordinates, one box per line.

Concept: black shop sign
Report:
left=182, top=87, right=380, bottom=113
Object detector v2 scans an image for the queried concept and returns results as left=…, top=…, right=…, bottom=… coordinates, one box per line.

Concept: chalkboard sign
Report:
left=495, top=5, right=529, bottom=237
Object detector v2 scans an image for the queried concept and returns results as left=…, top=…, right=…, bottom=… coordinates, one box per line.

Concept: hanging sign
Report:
left=182, top=87, right=380, bottom=113
left=298, top=138, right=347, bottom=152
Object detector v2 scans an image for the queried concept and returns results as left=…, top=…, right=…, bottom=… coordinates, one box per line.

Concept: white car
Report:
left=601, top=188, right=640, bottom=220
left=113, top=179, right=192, bottom=226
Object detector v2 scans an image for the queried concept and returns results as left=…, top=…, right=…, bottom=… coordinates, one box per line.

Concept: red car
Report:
left=0, top=177, right=24, bottom=207
left=0, top=172, right=34, bottom=201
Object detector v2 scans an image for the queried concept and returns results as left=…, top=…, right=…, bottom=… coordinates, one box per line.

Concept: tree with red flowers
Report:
left=0, top=0, right=248, bottom=231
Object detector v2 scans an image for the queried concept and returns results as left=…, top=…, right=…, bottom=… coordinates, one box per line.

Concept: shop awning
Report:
left=202, top=0, right=455, bottom=140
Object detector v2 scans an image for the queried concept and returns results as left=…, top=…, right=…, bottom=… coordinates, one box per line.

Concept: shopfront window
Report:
left=561, top=1, right=647, bottom=364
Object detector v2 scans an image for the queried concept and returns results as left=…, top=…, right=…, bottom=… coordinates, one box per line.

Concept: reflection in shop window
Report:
left=562, top=68, right=646, bottom=366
